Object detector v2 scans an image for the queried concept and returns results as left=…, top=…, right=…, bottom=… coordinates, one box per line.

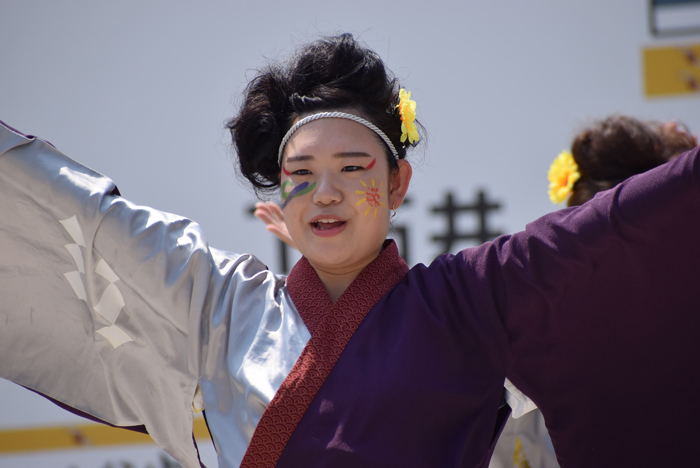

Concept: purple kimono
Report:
left=255, top=148, right=700, bottom=467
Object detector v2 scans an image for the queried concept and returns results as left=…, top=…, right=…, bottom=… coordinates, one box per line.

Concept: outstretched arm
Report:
left=0, top=121, right=313, bottom=468
left=475, top=148, right=700, bottom=466
left=0, top=122, right=223, bottom=467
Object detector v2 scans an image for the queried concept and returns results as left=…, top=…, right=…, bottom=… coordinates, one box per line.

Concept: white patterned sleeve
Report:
left=0, top=121, right=232, bottom=468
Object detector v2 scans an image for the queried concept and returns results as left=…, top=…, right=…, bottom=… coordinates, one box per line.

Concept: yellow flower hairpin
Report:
left=548, top=150, right=580, bottom=204
left=396, top=89, right=419, bottom=145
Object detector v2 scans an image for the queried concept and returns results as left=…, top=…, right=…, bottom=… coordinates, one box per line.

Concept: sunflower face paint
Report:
left=355, top=178, right=387, bottom=219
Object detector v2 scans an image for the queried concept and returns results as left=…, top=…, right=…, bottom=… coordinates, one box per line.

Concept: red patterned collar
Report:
left=241, top=240, right=408, bottom=467
left=287, top=239, right=408, bottom=335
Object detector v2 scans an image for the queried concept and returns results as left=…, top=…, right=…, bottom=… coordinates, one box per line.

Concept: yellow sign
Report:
left=643, top=44, right=700, bottom=97
left=0, top=417, right=210, bottom=454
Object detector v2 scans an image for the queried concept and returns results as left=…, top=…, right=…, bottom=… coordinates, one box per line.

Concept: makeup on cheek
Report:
left=355, top=178, right=386, bottom=219
left=281, top=181, right=317, bottom=209
left=366, top=158, right=376, bottom=170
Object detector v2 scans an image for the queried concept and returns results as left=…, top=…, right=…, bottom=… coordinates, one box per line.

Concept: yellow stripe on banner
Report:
left=643, top=43, right=700, bottom=98
left=0, top=417, right=210, bottom=454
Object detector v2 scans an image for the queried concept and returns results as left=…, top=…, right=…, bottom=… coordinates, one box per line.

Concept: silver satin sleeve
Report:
left=0, top=122, right=310, bottom=468
left=200, top=252, right=310, bottom=468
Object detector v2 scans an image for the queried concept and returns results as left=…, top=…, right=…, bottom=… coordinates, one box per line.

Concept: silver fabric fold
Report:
left=0, top=122, right=309, bottom=468
left=201, top=249, right=310, bottom=467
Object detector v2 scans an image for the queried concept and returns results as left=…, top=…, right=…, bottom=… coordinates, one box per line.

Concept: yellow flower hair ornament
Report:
left=396, top=88, right=420, bottom=145
left=548, top=150, right=581, bottom=204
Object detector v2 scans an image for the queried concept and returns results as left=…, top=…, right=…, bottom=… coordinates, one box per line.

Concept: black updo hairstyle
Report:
left=567, top=115, right=694, bottom=207
left=227, top=33, right=419, bottom=197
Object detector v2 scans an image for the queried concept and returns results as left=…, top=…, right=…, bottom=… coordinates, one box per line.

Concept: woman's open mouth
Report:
left=313, top=219, right=345, bottom=229
left=311, top=218, right=347, bottom=236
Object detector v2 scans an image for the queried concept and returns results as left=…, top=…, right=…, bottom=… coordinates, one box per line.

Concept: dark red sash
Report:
left=240, top=241, right=408, bottom=467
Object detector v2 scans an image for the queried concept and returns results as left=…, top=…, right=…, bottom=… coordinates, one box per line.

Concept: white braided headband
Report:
left=277, top=111, right=400, bottom=167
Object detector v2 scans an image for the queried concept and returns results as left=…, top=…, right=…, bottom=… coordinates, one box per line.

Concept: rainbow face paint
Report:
left=281, top=180, right=316, bottom=209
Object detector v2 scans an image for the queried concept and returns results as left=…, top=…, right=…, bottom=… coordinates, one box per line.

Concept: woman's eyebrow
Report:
left=285, top=155, right=314, bottom=163
left=334, top=152, right=373, bottom=158
left=286, top=152, right=372, bottom=163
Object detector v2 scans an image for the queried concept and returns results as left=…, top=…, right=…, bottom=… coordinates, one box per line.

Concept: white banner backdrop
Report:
left=1, top=0, right=698, bottom=466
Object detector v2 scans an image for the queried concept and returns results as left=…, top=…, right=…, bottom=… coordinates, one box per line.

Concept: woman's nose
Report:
left=312, top=172, right=342, bottom=206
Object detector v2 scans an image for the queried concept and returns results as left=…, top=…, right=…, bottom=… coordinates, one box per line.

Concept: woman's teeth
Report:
left=314, top=219, right=344, bottom=229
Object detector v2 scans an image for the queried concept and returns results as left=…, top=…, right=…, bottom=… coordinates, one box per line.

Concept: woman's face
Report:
left=280, top=116, right=409, bottom=276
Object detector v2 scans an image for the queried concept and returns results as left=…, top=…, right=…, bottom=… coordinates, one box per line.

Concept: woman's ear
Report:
left=389, top=159, right=412, bottom=209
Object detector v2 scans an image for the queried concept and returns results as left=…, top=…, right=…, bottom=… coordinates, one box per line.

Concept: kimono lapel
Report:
left=240, top=240, right=408, bottom=467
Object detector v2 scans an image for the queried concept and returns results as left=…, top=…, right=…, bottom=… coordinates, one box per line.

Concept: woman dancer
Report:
left=1, top=34, right=700, bottom=468
left=254, top=114, right=700, bottom=468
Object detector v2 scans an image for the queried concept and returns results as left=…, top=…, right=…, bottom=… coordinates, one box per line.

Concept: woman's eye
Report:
left=342, top=165, right=363, bottom=172
left=292, top=169, right=311, bottom=176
